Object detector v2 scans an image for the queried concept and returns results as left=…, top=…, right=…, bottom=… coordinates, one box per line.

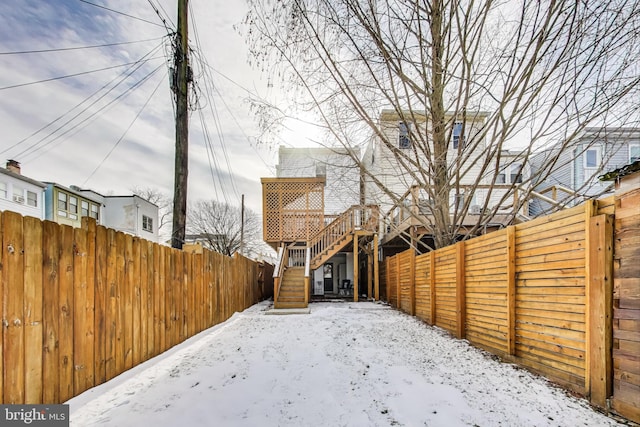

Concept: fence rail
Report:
left=0, top=212, right=272, bottom=404
left=384, top=197, right=624, bottom=414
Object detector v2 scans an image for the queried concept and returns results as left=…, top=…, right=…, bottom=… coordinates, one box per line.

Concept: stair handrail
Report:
left=273, top=245, right=288, bottom=305
left=307, top=204, right=379, bottom=265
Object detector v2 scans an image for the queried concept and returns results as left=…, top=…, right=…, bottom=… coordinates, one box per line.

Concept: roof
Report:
left=599, top=160, right=640, bottom=181
left=0, top=167, right=47, bottom=188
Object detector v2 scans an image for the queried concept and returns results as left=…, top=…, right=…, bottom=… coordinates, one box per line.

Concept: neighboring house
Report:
left=276, top=146, right=362, bottom=217
left=44, top=183, right=159, bottom=243
left=44, top=183, right=104, bottom=228
left=362, top=110, right=529, bottom=252
left=101, top=195, right=159, bottom=243
left=0, top=160, right=46, bottom=219
left=529, top=127, right=640, bottom=216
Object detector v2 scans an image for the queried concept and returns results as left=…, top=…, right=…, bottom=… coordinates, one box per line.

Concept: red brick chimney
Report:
left=6, top=160, right=20, bottom=175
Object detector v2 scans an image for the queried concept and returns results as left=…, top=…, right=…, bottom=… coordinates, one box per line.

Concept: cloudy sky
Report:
left=0, top=0, right=315, bottom=215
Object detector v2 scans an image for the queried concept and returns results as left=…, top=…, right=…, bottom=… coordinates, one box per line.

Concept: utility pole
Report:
left=240, top=194, right=245, bottom=255
left=171, top=0, right=190, bottom=249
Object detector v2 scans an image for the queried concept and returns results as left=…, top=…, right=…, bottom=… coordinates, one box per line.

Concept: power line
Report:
left=1, top=41, right=168, bottom=157
left=77, top=0, right=165, bottom=28
left=83, top=71, right=167, bottom=185
left=147, top=0, right=175, bottom=31
left=20, top=64, right=165, bottom=162
left=0, top=57, right=164, bottom=91
left=0, top=37, right=165, bottom=55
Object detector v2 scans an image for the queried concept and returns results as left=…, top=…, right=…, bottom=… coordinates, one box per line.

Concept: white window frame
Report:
left=398, top=122, right=411, bottom=149
left=142, top=215, right=153, bottom=233
left=0, top=182, right=6, bottom=199
left=13, top=186, right=25, bottom=204
left=26, top=190, right=37, bottom=207
left=452, top=122, right=464, bottom=150
left=584, top=145, right=601, bottom=170
left=630, top=143, right=640, bottom=163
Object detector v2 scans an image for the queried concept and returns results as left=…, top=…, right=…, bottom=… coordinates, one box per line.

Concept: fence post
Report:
left=396, top=255, right=401, bottom=309
left=588, top=214, right=613, bottom=409
left=374, top=235, right=379, bottom=301
left=584, top=199, right=597, bottom=394
left=410, top=249, right=416, bottom=316
left=430, top=251, right=436, bottom=325
left=506, top=226, right=516, bottom=356
left=456, top=241, right=466, bottom=339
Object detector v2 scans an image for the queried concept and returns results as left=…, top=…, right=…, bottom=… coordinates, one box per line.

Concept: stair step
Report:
left=274, top=301, right=308, bottom=309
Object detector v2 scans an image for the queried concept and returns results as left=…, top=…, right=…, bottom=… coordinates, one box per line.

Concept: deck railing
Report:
left=308, top=205, right=379, bottom=267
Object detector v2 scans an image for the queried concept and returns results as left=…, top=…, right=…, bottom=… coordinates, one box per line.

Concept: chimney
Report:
left=6, top=159, right=20, bottom=175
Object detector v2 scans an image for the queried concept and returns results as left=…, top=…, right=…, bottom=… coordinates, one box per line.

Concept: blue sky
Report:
left=0, top=0, right=310, bottom=214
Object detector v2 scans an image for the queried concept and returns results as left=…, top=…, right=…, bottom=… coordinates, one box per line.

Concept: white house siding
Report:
left=277, top=146, right=361, bottom=215
left=102, top=195, right=159, bottom=243
left=0, top=169, right=45, bottom=219
left=530, top=128, right=640, bottom=217
left=363, top=111, right=495, bottom=216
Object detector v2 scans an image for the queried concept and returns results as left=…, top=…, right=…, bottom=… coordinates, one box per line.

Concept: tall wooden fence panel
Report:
left=611, top=187, right=640, bottom=423
left=433, top=245, right=457, bottom=335
left=383, top=200, right=631, bottom=417
left=514, top=205, right=588, bottom=392
left=464, top=230, right=509, bottom=356
left=0, top=213, right=271, bottom=405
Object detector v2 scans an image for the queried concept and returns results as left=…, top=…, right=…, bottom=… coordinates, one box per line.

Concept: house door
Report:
left=323, top=263, right=333, bottom=292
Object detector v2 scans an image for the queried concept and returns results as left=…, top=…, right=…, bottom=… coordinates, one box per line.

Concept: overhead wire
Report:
left=83, top=70, right=168, bottom=185
left=77, top=0, right=166, bottom=28
left=0, top=36, right=165, bottom=55
left=0, top=56, right=164, bottom=91
left=21, top=63, right=166, bottom=162
left=147, top=0, right=175, bottom=32
left=189, top=3, right=242, bottom=205
left=1, top=40, right=168, bottom=158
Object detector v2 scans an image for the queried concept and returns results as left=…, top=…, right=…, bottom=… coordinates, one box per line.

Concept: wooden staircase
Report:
left=274, top=267, right=306, bottom=309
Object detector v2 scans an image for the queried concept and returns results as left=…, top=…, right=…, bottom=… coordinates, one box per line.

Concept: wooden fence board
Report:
left=94, top=225, right=107, bottom=386
left=58, top=225, right=74, bottom=402
left=3, top=212, right=24, bottom=403
left=73, top=225, right=93, bottom=396
left=132, top=238, right=141, bottom=367
left=105, top=229, right=117, bottom=381
left=42, top=221, right=59, bottom=404
left=23, top=217, right=43, bottom=404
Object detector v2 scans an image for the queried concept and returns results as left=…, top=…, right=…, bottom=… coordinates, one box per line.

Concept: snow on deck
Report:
left=69, top=301, right=621, bottom=426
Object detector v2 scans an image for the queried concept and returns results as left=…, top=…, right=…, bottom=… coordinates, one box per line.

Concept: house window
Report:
left=142, top=215, right=153, bottom=233
left=13, top=186, right=25, bottom=203
left=315, top=162, right=326, bottom=177
left=81, top=200, right=89, bottom=217
left=452, top=122, right=464, bottom=149
left=26, top=190, right=37, bottom=207
left=496, top=170, right=506, bottom=184
left=57, top=191, right=68, bottom=216
left=69, top=196, right=78, bottom=219
left=0, top=182, right=6, bottom=199
left=90, top=204, right=99, bottom=221
left=630, top=144, right=640, bottom=163
left=398, top=122, right=411, bottom=149
left=510, top=163, right=523, bottom=184
left=584, top=146, right=601, bottom=169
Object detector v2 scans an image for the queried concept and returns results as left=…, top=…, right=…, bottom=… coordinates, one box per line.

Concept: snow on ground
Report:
left=69, top=301, right=622, bottom=427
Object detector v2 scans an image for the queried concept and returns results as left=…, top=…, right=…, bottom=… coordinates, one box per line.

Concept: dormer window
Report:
left=398, top=122, right=411, bottom=149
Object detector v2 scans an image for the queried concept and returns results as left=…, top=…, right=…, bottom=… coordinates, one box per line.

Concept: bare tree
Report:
left=129, top=186, right=172, bottom=239
left=244, top=0, right=640, bottom=249
left=187, top=199, right=265, bottom=258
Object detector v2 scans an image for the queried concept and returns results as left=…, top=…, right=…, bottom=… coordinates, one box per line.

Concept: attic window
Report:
left=398, top=122, right=411, bottom=149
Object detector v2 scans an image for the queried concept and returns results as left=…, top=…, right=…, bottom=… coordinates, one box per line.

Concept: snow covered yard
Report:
left=69, top=301, right=622, bottom=426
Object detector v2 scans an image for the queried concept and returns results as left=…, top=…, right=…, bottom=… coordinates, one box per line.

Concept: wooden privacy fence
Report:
left=385, top=198, right=623, bottom=414
left=0, top=211, right=273, bottom=405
